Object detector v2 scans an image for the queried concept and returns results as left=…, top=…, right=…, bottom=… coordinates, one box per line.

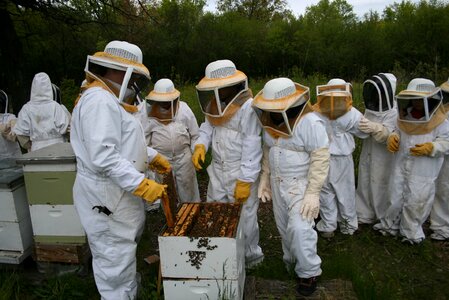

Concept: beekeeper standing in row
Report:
left=253, top=78, right=329, bottom=296
left=356, top=73, right=397, bottom=224
left=146, top=78, right=200, bottom=203
left=192, top=59, right=264, bottom=267
left=13, top=72, right=71, bottom=151
left=71, top=40, right=171, bottom=299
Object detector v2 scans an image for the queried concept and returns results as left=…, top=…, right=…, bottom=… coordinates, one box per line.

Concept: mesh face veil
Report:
left=84, top=41, right=151, bottom=104
left=363, top=73, right=396, bottom=112
left=52, top=84, right=62, bottom=104
left=0, top=90, right=7, bottom=114
left=146, top=78, right=181, bottom=123
left=252, top=78, right=311, bottom=138
left=196, top=60, right=248, bottom=118
left=315, top=80, right=353, bottom=120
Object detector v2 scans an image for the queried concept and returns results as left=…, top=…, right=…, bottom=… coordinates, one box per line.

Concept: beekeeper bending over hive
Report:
left=71, top=40, right=171, bottom=299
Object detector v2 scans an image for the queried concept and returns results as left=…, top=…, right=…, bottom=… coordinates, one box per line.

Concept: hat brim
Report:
left=252, top=83, right=309, bottom=111
left=196, top=70, right=247, bottom=90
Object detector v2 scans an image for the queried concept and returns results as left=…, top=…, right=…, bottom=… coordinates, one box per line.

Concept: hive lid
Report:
left=0, top=158, right=24, bottom=188
left=16, top=142, right=76, bottom=165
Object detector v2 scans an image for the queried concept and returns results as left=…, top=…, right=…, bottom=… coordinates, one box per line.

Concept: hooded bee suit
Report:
left=194, top=60, right=264, bottom=265
left=253, top=78, right=329, bottom=279
left=0, top=90, right=22, bottom=158
left=313, top=79, right=369, bottom=235
left=356, top=74, right=397, bottom=224
left=429, top=80, right=449, bottom=241
left=13, top=73, right=70, bottom=151
left=146, top=79, right=200, bottom=202
left=71, top=41, right=160, bottom=299
left=374, top=78, right=449, bottom=243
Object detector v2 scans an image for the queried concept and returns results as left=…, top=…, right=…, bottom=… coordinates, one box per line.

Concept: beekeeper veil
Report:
left=0, top=90, right=7, bottom=114
left=146, top=78, right=180, bottom=124
left=52, top=84, right=62, bottom=104
left=363, top=73, right=396, bottom=112
left=252, top=78, right=312, bottom=138
left=84, top=40, right=151, bottom=104
left=314, top=78, right=352, bottom=120
left=396, top=78, right=446, bottom=135
left=440, top=78, right=449, bottom=112
left=196, top=59, right=250, bottom=125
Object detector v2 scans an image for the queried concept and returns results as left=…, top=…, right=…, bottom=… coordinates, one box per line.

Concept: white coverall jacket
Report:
left=316, top=107, right=369, bottom=234
left=0, top=113, right=22, bottom=158
left=430, top=111, right=449, bottom=240
left=264, top=112, right=328, bottom=278
left=14, top=73, right=70, bottom=151
left=356, top=108, right=397, bottom=224
left=376, top=120, right=449, bottom=243
left=147, top=101, right=200, bottom=202
left=196, top=99, right=263, bottom=263
left=71, top=87, right=158, bottom=300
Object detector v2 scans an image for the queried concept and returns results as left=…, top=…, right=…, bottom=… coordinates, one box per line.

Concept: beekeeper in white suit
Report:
left=192, top=59, right=264, bottom=266
left=374, top=78, right=449, bottom=243
left=313, top=79, right=369, bottom=236
left=146, top=78, right=200, bottom=203
left=356, top=73, right=397, bottom=224
left=14, top=72, right=70, bottom=151
left=253, top=78, right=329, bottom=296
left=0, top=90, right=22, bottom=158
left=430, top=78, right=449, bottom=241
left=71, top=40, right=171, bottom=299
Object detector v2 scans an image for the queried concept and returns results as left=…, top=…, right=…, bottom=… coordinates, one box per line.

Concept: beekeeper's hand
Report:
left=234, top=180, right=251, bottom=204
left=299, top=193, right=320, bottom=222
left=257, top=173, right=271, bottom=203
left=387, top=133, right=400, bottom=153
left=410, top=142, right=434, bottom=156
left=192, top=144, right=206, bottom=171
left=133, top=178, right=167, bottom=203
left=359, top=117, right=383, bottom=134
left=148, top=153, right=171, bottom=174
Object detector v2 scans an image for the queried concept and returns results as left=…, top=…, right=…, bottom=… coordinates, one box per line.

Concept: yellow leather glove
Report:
left=133, top=178, right=167, bottom=203
left=410, top=142, right=434, bottom=156
left=192, top=144, right=206, bottom=171
left=234, top=180, right=252, bottom=204
left=387, top=133, right=400, bottom=153
left=148, top=153, right=171, bottom=174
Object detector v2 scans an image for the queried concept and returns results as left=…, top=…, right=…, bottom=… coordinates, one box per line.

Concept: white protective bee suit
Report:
left=314, top=79, right=369, bottom=235
left=356, top=73, right=397, bottom=224
left=13, top=73, right=70, bottom=151
left=430, top=79, right=449, bottom=241
left=71, top=41, right=158, bottom=299
left=374, top=78, right=449, bottom=243
left=253, top=78, right=330, bottom=279
left=194, top=60, right=264, bottom=265
left=0, top=90, right=22, bottom=158
left=146, top=79, right=200, bottom=203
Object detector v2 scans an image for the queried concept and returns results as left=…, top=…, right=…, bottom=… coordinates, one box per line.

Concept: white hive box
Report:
left=158, top=203, right=245, bottom=300
left=17, top=143, right=89, bottom=264
left=0, top=158, right=33, bottom=264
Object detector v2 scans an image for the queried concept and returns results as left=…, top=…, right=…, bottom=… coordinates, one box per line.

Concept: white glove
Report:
left=359, top=117, right=383, bottom=134
left=257, top=173, right=271, bottom=203
left=299, top=193, right=320, bottom=221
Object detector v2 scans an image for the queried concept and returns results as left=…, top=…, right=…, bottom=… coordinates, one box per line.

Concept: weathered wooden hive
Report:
left=159, top=202, right=245, bottom=300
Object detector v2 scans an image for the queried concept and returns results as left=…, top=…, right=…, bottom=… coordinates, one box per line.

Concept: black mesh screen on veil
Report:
left=0, top=91, right=7, bottom=113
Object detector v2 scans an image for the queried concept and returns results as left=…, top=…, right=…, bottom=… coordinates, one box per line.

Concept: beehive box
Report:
left=0, top=159, right=33, bottom=264
left=158, top=203, right=245, bottom=300
left=16, top=143, right=88, bottom=264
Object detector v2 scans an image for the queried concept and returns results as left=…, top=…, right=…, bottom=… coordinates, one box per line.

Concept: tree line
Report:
left=1, top=0, right=449, bottom=113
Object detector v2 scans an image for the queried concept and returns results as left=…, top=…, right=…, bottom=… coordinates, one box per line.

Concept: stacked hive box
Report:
left=158, top=203, right=245, bottom=300
left=17, top=143, right=89, bottom=264
left=0, top=159, right=33, bottom=264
